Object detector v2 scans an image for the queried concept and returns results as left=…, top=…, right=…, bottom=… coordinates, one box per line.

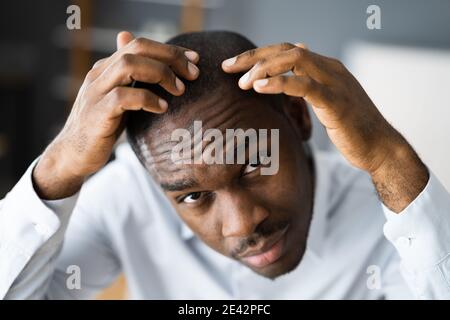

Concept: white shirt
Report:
left=1, top=143, right=450, bottom=299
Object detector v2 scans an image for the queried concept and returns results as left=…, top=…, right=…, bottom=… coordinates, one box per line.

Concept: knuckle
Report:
left=120, top=53, right=133, bottom=64
left=85, top=69, right=97, bottom=82
left=141, top=90, right=156, bottom=104
left=158, top=64, right=173, bottom=81
left=292, top=47, right=306, bottom=59
left=253, top=58, right=267, bottom=72
left=306, top=77, right=319, bottom=92
left=304, top=76, right=314, bottom=88
left=245, top=48, right=257, bottom=59
left=119, top=53, right=134, bottom=68
left=132, top=37, right=147, bottom=49
left=257, top=57, right=268, bottom=66
left=330, top=57, right=345, bottom=69
left=109, top=87, right=124, bottom=103
left=279, top=75, right=288, bottom=85
left=280, top=42, right=294, bottom=51
left=167, top=45, right=182, bottom=59
left=323, top=87, right=336, bottom=101
left=300, top=76, right=315, bottom=93
left=92, top=58, right=106, bottom=69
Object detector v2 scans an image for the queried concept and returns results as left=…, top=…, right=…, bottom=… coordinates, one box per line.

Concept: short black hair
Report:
left=126, top=31, right=283, bottom=159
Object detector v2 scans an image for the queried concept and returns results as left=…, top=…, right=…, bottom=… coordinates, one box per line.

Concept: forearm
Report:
left=370, top=135, right=429, bottom=213
left=33, top=142, right=86, bottom=200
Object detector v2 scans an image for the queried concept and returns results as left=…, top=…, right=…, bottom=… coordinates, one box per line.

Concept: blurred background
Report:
left=1, top=0, right=449, bottom=298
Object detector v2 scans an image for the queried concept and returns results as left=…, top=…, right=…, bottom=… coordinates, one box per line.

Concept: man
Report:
left=1, top=31, right=449, bottom=299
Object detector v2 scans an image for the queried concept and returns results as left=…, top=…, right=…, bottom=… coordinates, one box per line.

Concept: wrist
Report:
left=33, top=143, right=86, bottom=200
left=369, top=136, right=410, bottom=177
left=369, top=137, right=429, bottom=212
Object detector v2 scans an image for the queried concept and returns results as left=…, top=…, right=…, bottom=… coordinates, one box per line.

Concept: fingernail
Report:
left=254, top=79, right=269, bottom=88
left=184, top=51, right=199, bottom=62
left=239, top=71, right=250, bottom=86
left=158, top=98, right=168, bottom=110
left=188, top=62, right=199, bottom=77
left=222, top=57, right=236, bottom=68
left=175, top=77, right=185, bottom=92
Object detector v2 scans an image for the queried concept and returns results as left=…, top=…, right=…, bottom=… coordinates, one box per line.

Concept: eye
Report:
left=181, top=192, right=203, bottom=204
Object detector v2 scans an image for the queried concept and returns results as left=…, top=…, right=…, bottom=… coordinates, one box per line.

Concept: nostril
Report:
left=248, top=238, right=257, bottom=247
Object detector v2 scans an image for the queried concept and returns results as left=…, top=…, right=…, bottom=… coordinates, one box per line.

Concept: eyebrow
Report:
left=160, top=178, right=199, bottom=192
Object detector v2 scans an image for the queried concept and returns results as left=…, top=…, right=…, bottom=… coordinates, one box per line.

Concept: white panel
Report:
left=344, top=42, right=450, bottom=191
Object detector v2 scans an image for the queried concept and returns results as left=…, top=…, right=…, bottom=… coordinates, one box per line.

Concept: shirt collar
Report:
left=179, top=145, right=332, bottom=253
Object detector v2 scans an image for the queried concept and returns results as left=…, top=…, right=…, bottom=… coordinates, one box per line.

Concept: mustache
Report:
left=230, top=219, right=290, bottom=258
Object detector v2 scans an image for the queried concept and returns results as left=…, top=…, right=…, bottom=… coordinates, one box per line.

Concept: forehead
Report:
left=139, top=91, right=287, bottom=183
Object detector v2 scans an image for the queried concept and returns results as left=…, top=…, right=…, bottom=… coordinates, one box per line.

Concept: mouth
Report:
left=239, top=224, right=290, bottom=269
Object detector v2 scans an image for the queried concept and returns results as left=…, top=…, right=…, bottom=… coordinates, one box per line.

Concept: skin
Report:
left=33, top=32, right=429, bottom=280
left=34, top=32, right=200, bottom=199
left=221, top=42, right=428, bottom=212
left=141, top=89, right=314, bottom=278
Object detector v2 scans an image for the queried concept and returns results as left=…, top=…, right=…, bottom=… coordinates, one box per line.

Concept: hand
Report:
left=222, top=43, right=428, bottom=212
left=222, top=42, right=398, bottom=173
left=33, top=31, right=200, bottom=199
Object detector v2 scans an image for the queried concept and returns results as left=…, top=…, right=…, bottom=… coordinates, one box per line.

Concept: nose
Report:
left=220, top=192, right=269, bottom=238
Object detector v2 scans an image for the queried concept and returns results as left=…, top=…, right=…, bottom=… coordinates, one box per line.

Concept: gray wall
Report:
left=204, top=0, right=450, bottom=148
left=207, top=0, right=450, bottom=57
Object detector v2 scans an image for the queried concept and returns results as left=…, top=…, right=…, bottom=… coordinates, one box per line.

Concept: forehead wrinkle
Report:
left=150, top=141, right=177, bottom=159
left=142, top=95, right=237, bottom=164
left=143, top=93, right=274, bottom=178
left=143, top=141, right=177, bottom=168
left=189, top=94, right=245, bottom=132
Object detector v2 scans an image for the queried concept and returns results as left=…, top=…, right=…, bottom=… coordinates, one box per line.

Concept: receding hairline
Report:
left=126, top=30, right=287, bottom=164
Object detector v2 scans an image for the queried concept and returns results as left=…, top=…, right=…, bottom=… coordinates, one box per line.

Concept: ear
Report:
left=283, top=96, right=312, bottom=141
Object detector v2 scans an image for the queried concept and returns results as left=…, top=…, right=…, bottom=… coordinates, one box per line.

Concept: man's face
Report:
left=139, top=88, right=314, bottom=279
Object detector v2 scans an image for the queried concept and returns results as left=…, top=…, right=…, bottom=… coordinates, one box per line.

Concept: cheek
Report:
left=181, top=213, right=227, bottom=254
left=264, top=149, right=307, bottom=207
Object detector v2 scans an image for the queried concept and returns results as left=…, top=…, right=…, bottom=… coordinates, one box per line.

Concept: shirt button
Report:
left=396, top=236, right=412, bottom=250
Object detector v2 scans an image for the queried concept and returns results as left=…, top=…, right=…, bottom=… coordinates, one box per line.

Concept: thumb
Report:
left=116, top=31, right=135, bottom=50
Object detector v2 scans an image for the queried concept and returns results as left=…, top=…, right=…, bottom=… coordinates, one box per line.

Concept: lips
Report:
left=239, top=225, right=289, bottom=269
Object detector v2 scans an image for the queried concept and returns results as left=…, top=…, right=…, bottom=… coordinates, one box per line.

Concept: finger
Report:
left=95, top=54, right=185, bottom=96
left=239, top=48, right=338, bottom=90
left=237, top=48, right=306, bottom=90
left=253, top=75, right=327, bottom=106
left=92, top=57, right=108, bottom=69
left=81, top=58, right=110, bottom=83
left=102, top=86, right=168, bottom=118
left=222, top=42, right=295, bottom=73
left=85, top=31, right=135, bottom=80
left=113, top=37, right=199, bottom=80
left=117, top=31, right=135, bottom=50
left=83, top=32, right=135, bottom=83
left=90, top=37, right=200, bottom=86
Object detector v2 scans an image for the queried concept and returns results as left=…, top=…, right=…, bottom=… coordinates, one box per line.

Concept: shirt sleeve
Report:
left=0, top=158, right=79, bottom=299
left=0, top=158, right=121, bottom=299
left=383, top=171, right=450, bottom=299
